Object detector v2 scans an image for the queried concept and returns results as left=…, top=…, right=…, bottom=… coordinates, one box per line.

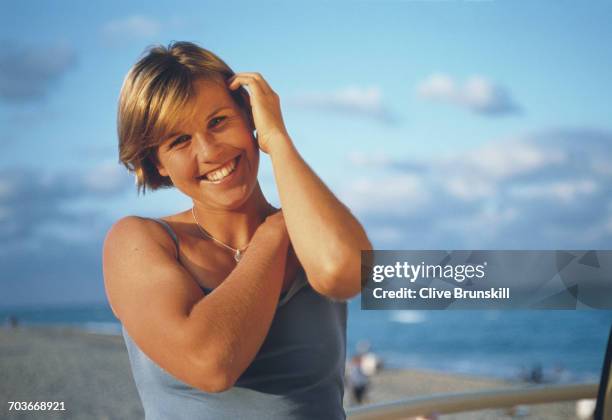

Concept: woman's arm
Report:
left=268, top=136, right=371, bottom=300
left=229, top=73, right=372, bottom=301
left=103, top=212, right=289, bottom=392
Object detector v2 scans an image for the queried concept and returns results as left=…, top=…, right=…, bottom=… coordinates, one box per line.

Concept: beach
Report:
left=345, top=368, right=580, bottom=419
left=1, top=326, right=585, bottom=419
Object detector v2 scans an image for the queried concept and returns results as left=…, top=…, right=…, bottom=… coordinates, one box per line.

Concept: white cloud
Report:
left=340, top=174, right=431, bottom=215
left=291, top=86, right=396, bottom=123
left=0, top=165, right=132, bottom=249
left=0, top=42, right=76, bottom=103
left=36, top=222, right=94, bottom=243
left=347, top=151, right=392, bottom=167
left=0, top=180, right=14, bottom=198
left=434, top=203, right=519, bottom=249
left=509, top=180, right=597, bottom=203
left=443, top=176, right=495, bottom=201
left=101, top=15, right=161, bottom=43
left=455, top=139, right=567, bottom=179
left=592, top=158, right=612, bottom=176
left=341, top=128, right=612, bottom=248
left=417, top=73, right=519, bottom=116
left=368, top=226, right=406, bottom=244
left=83, top=160, right=131, bottom=193
left=417, top=73, right=456, bottom=100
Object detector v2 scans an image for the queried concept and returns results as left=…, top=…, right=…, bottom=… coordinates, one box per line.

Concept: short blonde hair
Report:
left=117, top=41, right=249, bottom=195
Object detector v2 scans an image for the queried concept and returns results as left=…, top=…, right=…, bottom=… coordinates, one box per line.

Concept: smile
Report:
left=197, top=155, right=241, bottom=184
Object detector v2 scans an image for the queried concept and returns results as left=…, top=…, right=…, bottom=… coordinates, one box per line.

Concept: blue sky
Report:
left=1, top=0, right=611, bottom=306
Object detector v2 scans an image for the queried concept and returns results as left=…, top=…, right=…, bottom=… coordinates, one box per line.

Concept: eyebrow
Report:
left=162, top=105, right=233, bottom=144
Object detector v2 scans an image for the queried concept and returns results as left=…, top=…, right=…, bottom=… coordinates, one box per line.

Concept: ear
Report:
left=157, top=165, right=169, bottom=177
left=238, top=88, right=255, bottom=132
left=154, top=152, right=169, bottom=177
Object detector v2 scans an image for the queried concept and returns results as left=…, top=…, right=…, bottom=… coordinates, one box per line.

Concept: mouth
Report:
left=196, top=155, right=241, bottom=184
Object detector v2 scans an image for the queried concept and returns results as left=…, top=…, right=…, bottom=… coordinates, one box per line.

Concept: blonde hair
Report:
left=117, top=41, right=249, bottom=195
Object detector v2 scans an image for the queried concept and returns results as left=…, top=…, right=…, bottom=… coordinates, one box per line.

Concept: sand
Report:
left=344, top=369, right=581, bottom=419
left=0, top=326, right=589, bottom=419
left=1, top=326, right=142, bottom=420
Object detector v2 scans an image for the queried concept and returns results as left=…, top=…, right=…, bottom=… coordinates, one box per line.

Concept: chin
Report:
left=207, top=185, right=256, bottom=211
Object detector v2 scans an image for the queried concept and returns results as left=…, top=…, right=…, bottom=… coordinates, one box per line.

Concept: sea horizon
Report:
left=1, top=300, right=610, bottom=384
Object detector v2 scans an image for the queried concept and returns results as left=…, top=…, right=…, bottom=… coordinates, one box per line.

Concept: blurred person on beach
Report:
left=102, top=41, right=371, bottom=419
left=356, top=339, right=383, bottom=376
left=5, top=315, right=19, bottom=329
left=348, top=353, right=370, bottom=405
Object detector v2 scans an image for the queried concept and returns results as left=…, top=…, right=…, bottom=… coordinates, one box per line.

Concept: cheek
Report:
left=245, top=140, right=259, bottom=169
left=166, top=155, right=195, bottom=183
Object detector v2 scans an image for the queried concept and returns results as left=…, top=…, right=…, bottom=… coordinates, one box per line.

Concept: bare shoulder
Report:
left=103, top=215, right=176, bottom=259
left=102, top=215, right=203, bottom=322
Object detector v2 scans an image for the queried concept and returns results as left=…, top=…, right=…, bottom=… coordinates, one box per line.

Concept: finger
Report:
left=237, top=72, right=274, bottom=94
left=228, top=74, right=266, bottom=93
left=228, top=75, right=268, bottom=99
left=229, top=73, right=273, bottom=95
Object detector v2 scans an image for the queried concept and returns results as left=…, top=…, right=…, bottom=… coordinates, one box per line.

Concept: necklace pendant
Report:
left=234, top=249, right=243, bottom=262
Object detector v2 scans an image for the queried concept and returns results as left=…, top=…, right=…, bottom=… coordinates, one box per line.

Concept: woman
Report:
left=103, top=41, right=371, bottom=419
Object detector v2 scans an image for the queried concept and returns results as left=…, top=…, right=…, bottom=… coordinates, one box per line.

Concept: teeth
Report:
left=205, top=157, right=237, bottom=182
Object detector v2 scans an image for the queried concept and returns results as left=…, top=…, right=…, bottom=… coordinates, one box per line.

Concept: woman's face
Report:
left=155, top=78, right=259, bottom=211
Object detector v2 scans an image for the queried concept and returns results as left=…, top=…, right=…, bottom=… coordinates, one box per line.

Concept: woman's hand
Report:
left=228, top=72, right=289, bottom=154
left=257, top=208, right=288, bottom=237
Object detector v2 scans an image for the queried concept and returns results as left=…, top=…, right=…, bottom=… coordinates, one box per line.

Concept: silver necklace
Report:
left=191, top=207, right=248, bottom=262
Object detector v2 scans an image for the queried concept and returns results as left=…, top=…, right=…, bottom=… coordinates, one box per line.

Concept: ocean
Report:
left=1, top=299, right=610, bottom=384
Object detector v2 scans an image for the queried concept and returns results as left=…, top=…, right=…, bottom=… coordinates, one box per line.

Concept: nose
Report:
left=192, top=130, right=223, bottom=163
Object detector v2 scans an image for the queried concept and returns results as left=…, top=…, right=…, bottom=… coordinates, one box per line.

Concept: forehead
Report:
left=154, top=78, right=240, bottom=151
left=179, top=79, right=235, bottom=122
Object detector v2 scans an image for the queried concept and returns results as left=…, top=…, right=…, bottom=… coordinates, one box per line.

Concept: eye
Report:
left=209, top=116, right=227, bottom=128
left=170, top=135, right=190, bottom=148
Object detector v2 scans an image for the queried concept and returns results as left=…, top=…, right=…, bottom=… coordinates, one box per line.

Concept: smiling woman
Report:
left=153, top=78, right=261, bottom=212
left=103, top=41, right=371, bottom=419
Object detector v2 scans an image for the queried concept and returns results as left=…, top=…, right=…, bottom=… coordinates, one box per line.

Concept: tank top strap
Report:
left=147, top=217, right=308, bottom=303
left=149, top=217, right=179, bottom=260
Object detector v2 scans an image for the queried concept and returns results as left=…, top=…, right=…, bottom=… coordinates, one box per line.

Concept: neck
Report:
left=191, top=183, right=275, bottom=250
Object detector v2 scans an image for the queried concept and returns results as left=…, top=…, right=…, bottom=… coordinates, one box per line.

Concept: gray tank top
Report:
left=121, top=217, right=347, bottom=419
